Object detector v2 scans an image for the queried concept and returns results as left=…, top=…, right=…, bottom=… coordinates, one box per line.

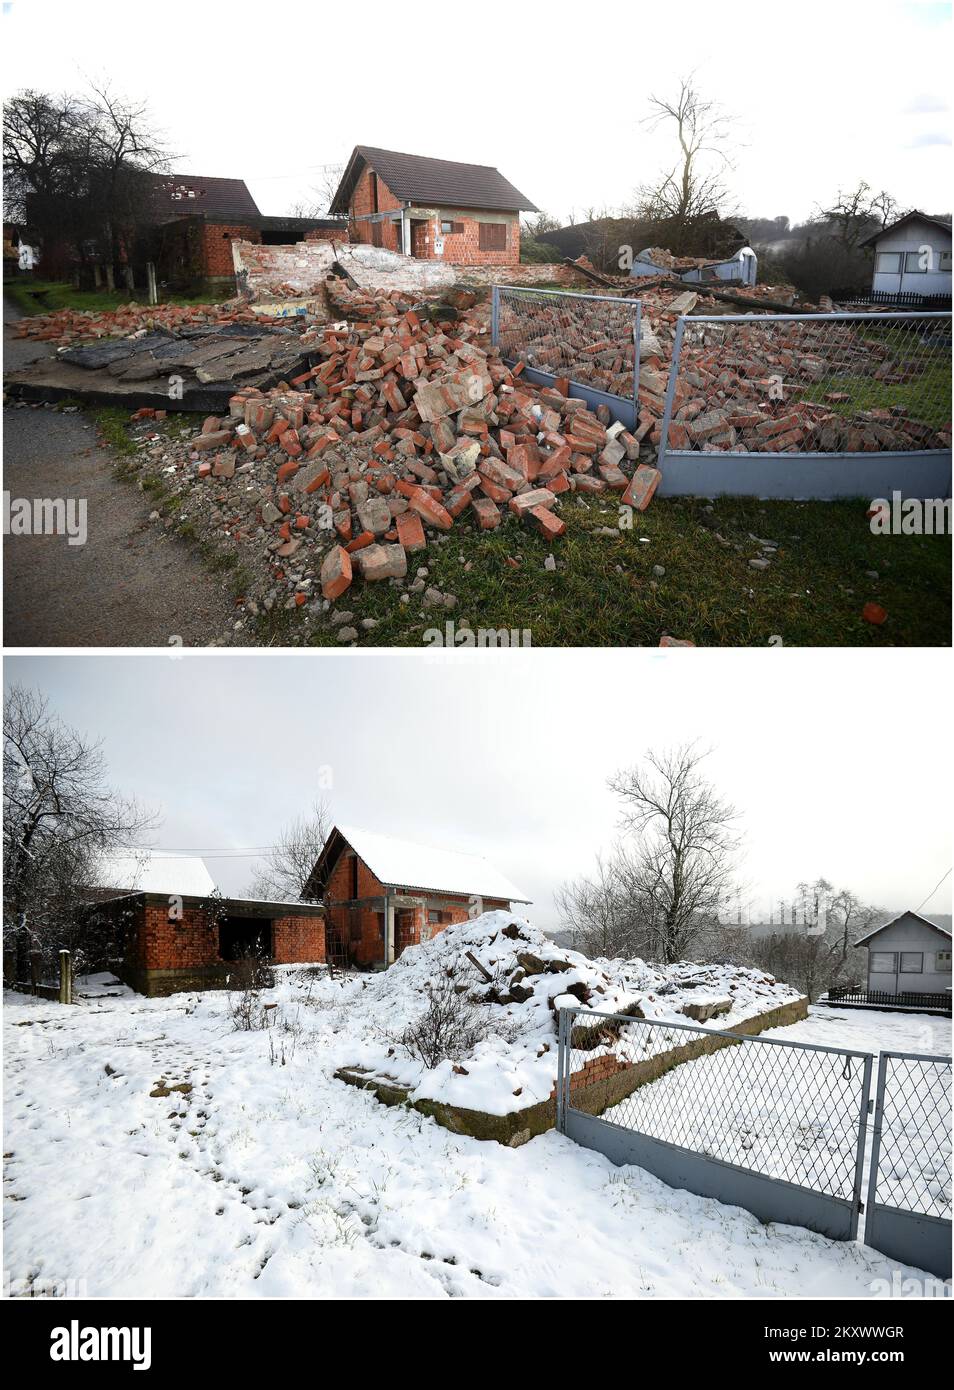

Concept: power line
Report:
left=916, top=866, right=952, bottom=913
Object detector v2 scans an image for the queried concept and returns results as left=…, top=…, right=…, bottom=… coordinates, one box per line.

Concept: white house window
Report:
left=903, top=251, right=927, bottom=273
left=936, top=950, right=952, bottom=971
left=876, top=252, right=902, bottom=274
left=871, top=951, right=896, bottom=973
left=900, top=952, right=923, bottom=973
left=939, top=251, right=952, bottom=272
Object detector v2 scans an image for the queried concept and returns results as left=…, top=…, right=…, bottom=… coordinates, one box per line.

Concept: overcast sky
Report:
left=5, top=651, right=951, bottom=929
left=4, top=1, right=950, bottom=226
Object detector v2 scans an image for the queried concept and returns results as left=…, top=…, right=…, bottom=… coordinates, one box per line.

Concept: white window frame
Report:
left=870, top=951, right=897, bottom=973
left=939, top=251, right=952, bottom=273
left=899, top=951, right=924, bottom=973
left=876, top=251, right=902, bottom=274
left=903, top=250, right=927, bottom=273
left=936, top=950, right=952, bottom=971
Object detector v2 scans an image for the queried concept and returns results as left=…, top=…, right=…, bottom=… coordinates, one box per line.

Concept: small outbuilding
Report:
left=859, top=210, right=952, bottom=302
left=853, top=910, right=951, bottom=1004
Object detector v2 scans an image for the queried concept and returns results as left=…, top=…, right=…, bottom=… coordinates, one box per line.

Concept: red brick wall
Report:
left=272, top=913, right=325, bottom=964
left=131, top=903, right=323, bottom=972
left=201, top=222, right=260, bottom=277
left=325, top=845, right=510, bottom=967
left=347, top=162, right=521, bottom=264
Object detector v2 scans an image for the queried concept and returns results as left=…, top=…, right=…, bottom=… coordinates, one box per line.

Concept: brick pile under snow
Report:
left=342, top=911, right=804, bottom=1117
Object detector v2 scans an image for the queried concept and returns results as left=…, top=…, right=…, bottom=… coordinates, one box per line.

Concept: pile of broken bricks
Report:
left=13, top=299, right=263, bottom=348
left=128, top=290, right=662, bottom=619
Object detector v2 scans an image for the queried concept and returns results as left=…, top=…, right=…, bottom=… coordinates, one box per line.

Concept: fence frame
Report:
left=491, top=284, right=642, bottom=430
left=656, top=310, right=952, bottom=500
left=556, top=1006, right=873, bottom=1242
left=864, top=1050, right=952, bottom=1280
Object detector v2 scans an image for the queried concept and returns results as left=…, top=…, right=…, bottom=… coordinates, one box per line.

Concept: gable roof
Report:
left=854, top=909, right=952, bottom=948
left=307, top=824, right=531, bottom=903
left=329, top=146, right=538, bottom=216
left=144, top=173, right=261, bottom=223
left=858, top=209, right=953, bottom=248
left=89, top=851, right=218, bottom=899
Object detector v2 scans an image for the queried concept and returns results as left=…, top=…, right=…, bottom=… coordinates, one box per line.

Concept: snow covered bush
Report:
left=393, top=971, right=488, bottom=1068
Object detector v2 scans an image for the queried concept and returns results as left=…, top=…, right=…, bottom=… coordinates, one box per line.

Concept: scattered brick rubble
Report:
left=13, top=299, right=259, bottom=347
left=123, top=284, right=661, bottom=629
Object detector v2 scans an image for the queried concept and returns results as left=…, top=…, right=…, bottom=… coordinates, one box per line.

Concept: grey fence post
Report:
left=865, top=1053, right=889, bottom=1222
left=491, top=285, right=500, bottom=349
left=556, top=1008, right=567, bottom=1132
left=850, top=1052, right=874, bottom=1238
left=58, top=949, right=72, bottom=1005
left=30, top=950, right=42, bottom=996
left=632, top=299, right=642, bottom=426
left=657, top=315, right=687, bottom=471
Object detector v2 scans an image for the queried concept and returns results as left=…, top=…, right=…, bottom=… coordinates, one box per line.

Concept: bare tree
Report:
left=608, top=744, right=741, bottom=964
left=555, top=849, right=641, bottom=958
left=248, top=798, right=330, bottom=902
left=638, top=76, right=736, bottom=250
left=290, top=162, right=346, bottom=219
left=3, top=685, right=155, bottom=982
left=820, top=181, right=900, bottom=253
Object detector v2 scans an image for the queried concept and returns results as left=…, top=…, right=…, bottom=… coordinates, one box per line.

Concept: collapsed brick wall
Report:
left=231, top=239, right=336, bottom=301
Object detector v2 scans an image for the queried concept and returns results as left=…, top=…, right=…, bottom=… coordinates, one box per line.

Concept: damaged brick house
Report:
left=85, top=852, right=324, bottom=997
left=143, top=174, right=344, bottom=286
left=304, top=824, right=531, bottom=968
left=329, top=146, right=537, bottom=267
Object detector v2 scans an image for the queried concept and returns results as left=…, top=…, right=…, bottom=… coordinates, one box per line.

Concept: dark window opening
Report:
left=369, top=172, right=379, bottom=214
left=478, top=222, right=507, bottom=252
left=350, top=853, right=359, bottom=899
left=219, top=917, right=272, bottom=962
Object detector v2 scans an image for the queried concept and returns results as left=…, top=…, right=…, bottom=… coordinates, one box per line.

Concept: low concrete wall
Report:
left=336, top=995, right=809, bottom=1146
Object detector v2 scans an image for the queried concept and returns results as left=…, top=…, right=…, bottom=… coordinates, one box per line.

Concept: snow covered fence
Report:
left=557, top=1007, right=875, bottom=1242
left=865, top=1050, right=952, bottom=1281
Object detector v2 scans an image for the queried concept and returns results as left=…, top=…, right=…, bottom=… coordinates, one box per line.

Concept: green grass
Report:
left=7, top=277, right=235, bottom=317
left=800, top=359, right=951, bottom=431
left=91, top=408, right=951, bottom=648
left=304, top=494, right=951, bottom=648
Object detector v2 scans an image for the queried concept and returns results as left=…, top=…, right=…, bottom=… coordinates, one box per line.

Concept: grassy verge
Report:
left=799, top=359, right=951, bottom=431
left=90, top=407, right=951, bottom=648
left=6, top=277, right=235, bottom=316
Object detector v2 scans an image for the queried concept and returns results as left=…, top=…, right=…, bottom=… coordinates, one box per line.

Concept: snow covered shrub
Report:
left=394, top=971, right=489, bottom=1069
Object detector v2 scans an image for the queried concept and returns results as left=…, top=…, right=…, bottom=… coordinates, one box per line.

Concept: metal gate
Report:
left=556, top=1007, right=873, bottom=1241
left=864, top=1050, right=952, bottom=1280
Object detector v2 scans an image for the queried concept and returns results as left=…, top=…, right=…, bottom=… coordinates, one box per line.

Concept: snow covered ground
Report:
left=4, top=957, right=950, bottom=1300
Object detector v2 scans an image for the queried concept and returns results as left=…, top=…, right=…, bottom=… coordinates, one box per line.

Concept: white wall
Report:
left=863, top=914, right=952, bottom=993
left=871, top=219, right=952, bottom=297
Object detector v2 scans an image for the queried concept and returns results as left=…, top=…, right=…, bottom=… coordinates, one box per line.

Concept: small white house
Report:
left=854, top=910, right=952, bottom=997
left=860, top=211, right=952, bottom=299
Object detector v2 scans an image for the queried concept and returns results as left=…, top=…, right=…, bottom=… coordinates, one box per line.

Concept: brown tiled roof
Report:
left=330, top=146, right=538, bottom=216
left=145, top=173, right=261, bottom=223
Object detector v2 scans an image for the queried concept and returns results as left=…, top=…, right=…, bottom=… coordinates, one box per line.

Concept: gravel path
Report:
left=3, top=296, right=242, bottom=648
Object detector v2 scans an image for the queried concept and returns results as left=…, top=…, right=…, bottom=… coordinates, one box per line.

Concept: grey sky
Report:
left=4, top=0, right=950, bottom=227
left=5, top=651, right=951, bottom=928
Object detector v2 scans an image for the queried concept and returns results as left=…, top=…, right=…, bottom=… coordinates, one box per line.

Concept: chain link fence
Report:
left=660, top=311, right=951, bottom=456
left=864, top=1050, right=952, bottom=1279
left=562, top=1010, right=870, bottom=1203
left=492, top=286, right=641, bottom=419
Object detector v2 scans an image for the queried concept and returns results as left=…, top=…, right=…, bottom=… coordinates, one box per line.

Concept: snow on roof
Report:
left=854, top=909, right=952, bottom=948
left=90, top=851, right=218, bottom=899
left=335, top=824, right=531, bottom=903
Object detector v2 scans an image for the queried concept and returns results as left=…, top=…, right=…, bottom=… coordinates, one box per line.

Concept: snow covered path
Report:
left=3, top=984, right=949, bottom=1300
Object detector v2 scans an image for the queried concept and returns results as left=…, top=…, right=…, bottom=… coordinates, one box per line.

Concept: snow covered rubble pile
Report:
left=126, top=285, right=663, bottom=616
left=342, top=911, right=804, bottom=1118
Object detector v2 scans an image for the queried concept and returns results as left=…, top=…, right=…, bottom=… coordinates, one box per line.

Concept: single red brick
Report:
left=321, top=545, right=352, bottom=601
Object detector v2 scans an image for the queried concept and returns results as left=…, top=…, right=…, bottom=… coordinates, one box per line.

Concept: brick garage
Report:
left=330, top=145, right=537, bottom=268
left=95, top=891, right=325, bottom=997
left=305, top=824, right=530, bottom=968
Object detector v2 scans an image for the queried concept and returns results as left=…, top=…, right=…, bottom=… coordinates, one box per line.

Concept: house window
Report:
left=440, top=220, right=463, bottom=235
left=875, top=252, right=902, bottom=274
left=903, top=250, right=927, bottom=273
left=478, top=222, right=507, bottom=252
left=935, top=950, right=951, bottom=971
left=900, top=952, right=924, bottom=973
left=870, top=951, right=896, bottom=973
left=939, top=251, right=952, bottom=272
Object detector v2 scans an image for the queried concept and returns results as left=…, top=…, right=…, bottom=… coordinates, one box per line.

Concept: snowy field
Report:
left=3, top=963, right=950, bottom=1300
